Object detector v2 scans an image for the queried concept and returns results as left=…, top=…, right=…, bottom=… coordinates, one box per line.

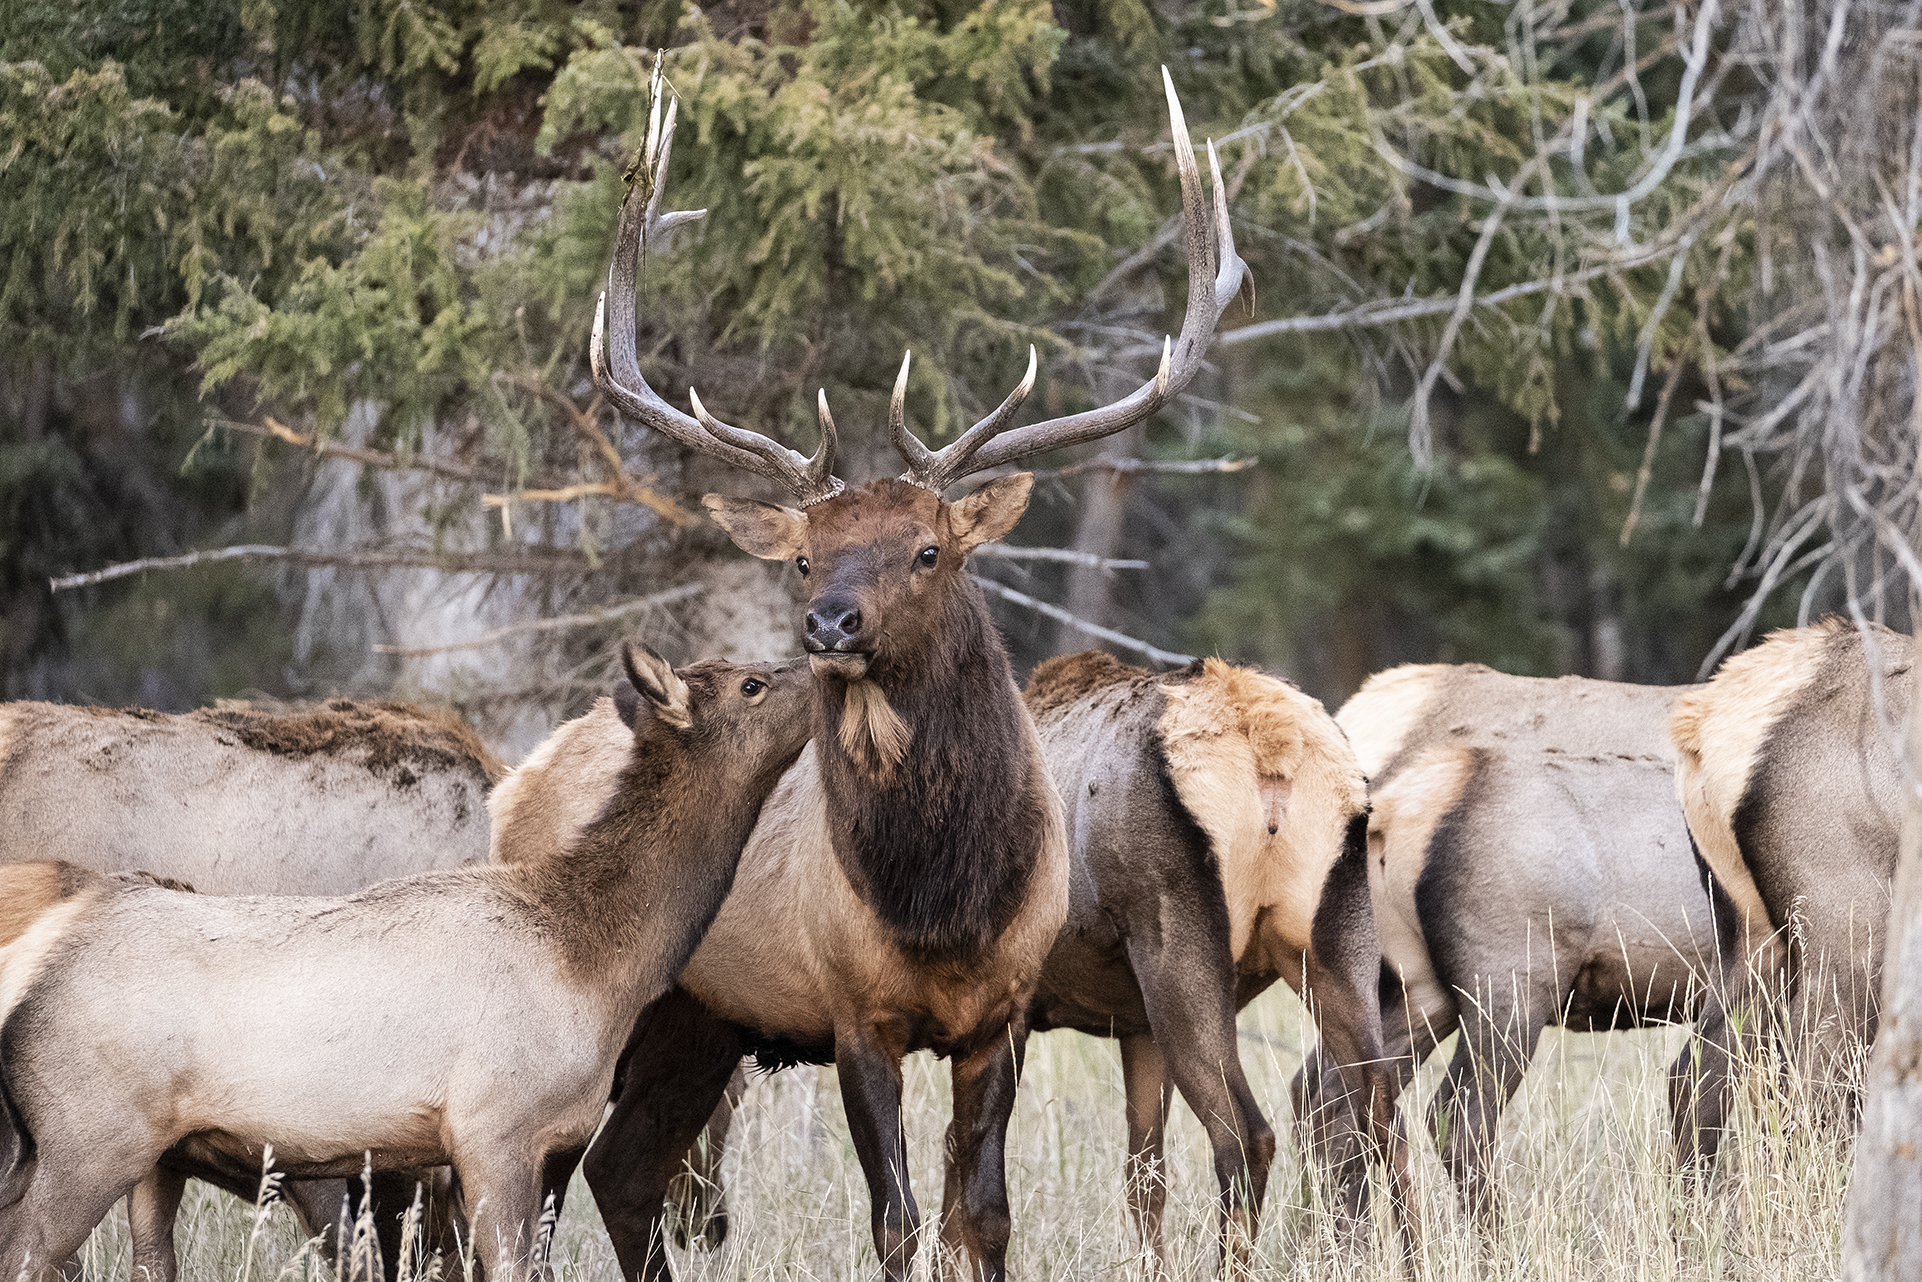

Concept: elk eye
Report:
left=917, top=546, right=938, bottom=568
left=795, top=556, right=810, bottom=577
left=740, top=678, right=766, bottom=698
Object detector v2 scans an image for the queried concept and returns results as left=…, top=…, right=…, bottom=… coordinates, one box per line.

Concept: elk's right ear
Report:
left=703, top=495, right=808, bottom=560
left=621, top=643, right=694, bottom=730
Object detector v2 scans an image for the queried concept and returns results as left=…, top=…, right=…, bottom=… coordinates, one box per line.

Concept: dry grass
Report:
left=73, top=986, right=1853, bottom=1281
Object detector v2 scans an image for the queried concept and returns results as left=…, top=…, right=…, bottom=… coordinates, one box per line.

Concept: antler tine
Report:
left=895, top=69, right=1247, bottom=488
left=594, top=79, right=844, bottom=505
left=895, top=347, right=1039, bottom=493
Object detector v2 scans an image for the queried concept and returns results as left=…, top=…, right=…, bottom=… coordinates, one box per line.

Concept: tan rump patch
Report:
left=1334, top=663, right=1458, bottom=779
left=1671, top=623, right=1837, bottom=958
left=1366, top=746, right=1477, bottom=1006
left=1158, top=658, right=1366, bottom=970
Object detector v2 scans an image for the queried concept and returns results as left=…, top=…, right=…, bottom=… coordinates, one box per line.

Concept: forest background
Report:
left=0, top=0, right=1885, bottom=755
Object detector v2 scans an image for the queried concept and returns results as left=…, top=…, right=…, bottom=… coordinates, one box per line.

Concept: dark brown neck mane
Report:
left=814, top=575, right=1050, bottom=963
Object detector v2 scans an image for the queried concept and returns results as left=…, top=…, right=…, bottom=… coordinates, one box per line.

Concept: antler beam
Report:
left=592, top=66, right=843, bottom=506
left=892, top=68, right=1248, bottom=494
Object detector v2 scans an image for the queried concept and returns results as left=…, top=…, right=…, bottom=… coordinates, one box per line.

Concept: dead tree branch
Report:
left=971, top=574, right=1196, bottom=667
left=51, top=545, right=591, bottom=592
left=371, top=583, right=707, bottom=657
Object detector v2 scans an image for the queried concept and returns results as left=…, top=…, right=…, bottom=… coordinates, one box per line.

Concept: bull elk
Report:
left=526, top=65, right=1246, bottom=1282
left=1315, top=664, right=1731, bottom=1219
left=0, top=651, right=811, bottom=1282
left=1671, top=618, right=1909, bottom=1139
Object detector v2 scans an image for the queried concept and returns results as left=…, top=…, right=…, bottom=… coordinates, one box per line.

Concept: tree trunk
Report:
left=1843, top=621, right=1922, bottom=1280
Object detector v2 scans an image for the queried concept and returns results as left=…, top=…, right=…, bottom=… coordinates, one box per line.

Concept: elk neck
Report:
left=814, top=574, right=1052, bottom=964
left=503, top=733, right=775, bottom=1011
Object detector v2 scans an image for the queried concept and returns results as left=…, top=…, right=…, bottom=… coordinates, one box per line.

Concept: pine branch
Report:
left=372, top=583, right=707, bottom=657
left=51, top=545, right=592, bottom=592
left=971, top=575, right=1195, bottom=668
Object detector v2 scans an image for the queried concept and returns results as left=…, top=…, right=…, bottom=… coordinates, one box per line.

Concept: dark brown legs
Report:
left=937, top=1020, right=1027, bottom=1281
left=584, top=989, right=746, bottom=1282
left=837, top=1020, right=920, bottom=1281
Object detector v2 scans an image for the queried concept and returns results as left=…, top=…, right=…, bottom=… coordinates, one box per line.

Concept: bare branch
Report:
left=972, top=546, right=1150, bottom=569
left=371, top=583, right=707, bottom=657
left=212, top=418, right=495, bottom=484
left=971, top=574, right=1196, bottom=667
left=51, top=545, right=590, bottom=593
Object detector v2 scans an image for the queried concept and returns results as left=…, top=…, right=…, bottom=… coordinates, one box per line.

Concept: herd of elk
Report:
left=0, top=57, right=1915, bottom=1282
left=0, top=650, right=812, bottom=1280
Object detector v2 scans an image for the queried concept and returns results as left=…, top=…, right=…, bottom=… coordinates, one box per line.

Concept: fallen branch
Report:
left=51, top=544, right=590, bottom=592
left=971, top=575, right=1196, bottom=667
left=372, top=583, right=707, bottom=657
left=974, top=546, right=1150, bottom=570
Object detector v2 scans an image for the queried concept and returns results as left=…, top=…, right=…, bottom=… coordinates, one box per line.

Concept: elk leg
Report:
left=457, top=1154, right=546, bottom=1282
left=1118, top=1033, right=1175, bottom=1275
left=1430, top=989, right=1544, bottom=1226
left=128, top=1165, right=187, bottom=1282
left=0, top=1163, right=137, bottom=1281
left=836, top=1019, right=920, bottom=1282
left=667, top=1064, right=746, bottom=1250
left=1129, top=933, right=1273, bottom=1278
left=584, top=988, right=746, bottom=1282
left=935, top=1018, right=1027, bottom=1282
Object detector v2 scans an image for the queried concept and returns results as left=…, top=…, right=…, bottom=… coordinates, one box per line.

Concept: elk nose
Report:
left=804, top=597, right=864, bottom=649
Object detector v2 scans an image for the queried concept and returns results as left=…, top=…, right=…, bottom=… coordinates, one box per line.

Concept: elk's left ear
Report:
left=703, top=495, right=808, bottom=560
left=621, top=642, right=694, bottom=730
left=948, top=472, right=1034, bottom=553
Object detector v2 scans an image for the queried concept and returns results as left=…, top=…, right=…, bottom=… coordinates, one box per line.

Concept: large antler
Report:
left=892, top=68, right=1248, bottom=494
left=592, top=69, right=844, bottom=506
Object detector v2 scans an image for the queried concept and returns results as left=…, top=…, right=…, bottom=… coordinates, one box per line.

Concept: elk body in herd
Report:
left=1672, top=618, right=1909, bottom=1123
left=521, top=66, right=1247, bottom=1282
left=0, top=651, right=811, bottom=1281
left=0, top=697, right=500, bottom=1266
left=1023, top=652, right=1400, bottom=1267
left=1317, top=664, right=1730, bottom=1217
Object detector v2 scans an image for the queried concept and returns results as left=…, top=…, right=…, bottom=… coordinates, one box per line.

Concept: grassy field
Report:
left=70, top=985, right=1853, bottom=1281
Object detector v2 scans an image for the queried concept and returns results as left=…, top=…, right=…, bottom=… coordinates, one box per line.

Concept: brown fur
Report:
left=191, top=699, right=505, bottom=784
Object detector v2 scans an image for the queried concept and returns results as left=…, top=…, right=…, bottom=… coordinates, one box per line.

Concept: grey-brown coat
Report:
left=0, top=652, right=810, bottom=1282
left=1315, top=664, right=1725, bottom=1216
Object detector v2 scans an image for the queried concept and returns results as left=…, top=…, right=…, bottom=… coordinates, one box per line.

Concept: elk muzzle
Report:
left=804, top=594, right=864, bottom=653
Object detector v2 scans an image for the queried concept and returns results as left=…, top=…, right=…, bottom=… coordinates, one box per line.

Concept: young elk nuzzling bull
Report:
left=1305, top=665, right=1730, bottom=1221
left=1672, top=619, right=1909, bottom=1136
left=0, top=696, right=501, bottom=1271
left=526, top=65, right=1246, bottom=1282
left=0, top=650, right=810, bottom=1282
left=1023, top=653, right=1402, bottom=1272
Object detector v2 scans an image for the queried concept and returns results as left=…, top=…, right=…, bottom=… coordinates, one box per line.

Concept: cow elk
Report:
left=0, top=650, right=810, bottom=1282
left=0, top=696, right=502, bottom=1270
left=1315, top=664, right=1730, bottom=1220
left=1671, top=618, right=1909, bottom=1133
left=539, top=64, right=1246, bottom=1282
left=1023, top=652, right=1400, bottom=1269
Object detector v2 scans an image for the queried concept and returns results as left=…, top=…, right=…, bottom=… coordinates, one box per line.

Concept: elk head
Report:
left=615, top=645, right=814, bottom=796
left=593, top=66, right=1246, bottom=778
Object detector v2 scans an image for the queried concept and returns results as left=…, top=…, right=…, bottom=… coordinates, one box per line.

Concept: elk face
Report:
left=617, top=647, right=813, bottom=790
left=704, top=474, right=1032, bottom=681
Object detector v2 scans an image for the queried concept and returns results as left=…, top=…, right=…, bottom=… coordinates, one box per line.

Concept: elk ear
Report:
left=948, top=472, right=1034, bottom=553
left=703, top=495, right=809, bottom=561
left=621, top=643, right=694, bottom=730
